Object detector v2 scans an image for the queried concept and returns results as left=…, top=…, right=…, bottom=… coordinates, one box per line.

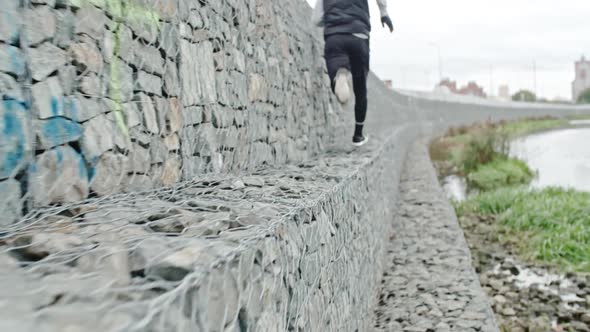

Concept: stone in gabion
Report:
left=31, top=146, right=89, bottom=206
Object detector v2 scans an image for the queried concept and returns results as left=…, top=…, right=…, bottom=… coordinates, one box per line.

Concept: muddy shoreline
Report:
left=459, top=214, right=590, bottom=332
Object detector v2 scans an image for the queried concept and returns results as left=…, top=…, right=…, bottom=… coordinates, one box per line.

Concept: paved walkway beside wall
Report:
left=372, top=141, right=499, bottom=332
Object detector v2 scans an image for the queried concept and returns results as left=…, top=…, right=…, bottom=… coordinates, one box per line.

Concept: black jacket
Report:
left=323, top=0, right=371, bottom=36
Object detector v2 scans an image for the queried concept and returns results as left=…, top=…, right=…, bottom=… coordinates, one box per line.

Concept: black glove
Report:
left=381, top=16, right=394, bottom=33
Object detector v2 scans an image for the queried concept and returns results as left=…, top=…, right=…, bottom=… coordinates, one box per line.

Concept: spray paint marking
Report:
left=70, top=0, right=161, bottom=137
left=1, top=100, right=27, bottom=179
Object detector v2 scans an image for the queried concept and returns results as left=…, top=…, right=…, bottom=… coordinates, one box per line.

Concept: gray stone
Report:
left=182, top=106, right=203, bottom=126
left=243, top=177, right=265, bottom=188
left=81, top=113, right=115, bottom=160
left=164, top=134, right=180, bottom=151
left=150, top=137, right=167, bottom=164
left=212, top=106, right=232, bottom=128
left=101, top=29, right=115, bottom=63
left=215, top=71, right=229, bottom=102
left=123, top=174, right=154, bottom=192
left=185, top=123, right=218, bottom=157
left=69, top=96, right=105, bottom=122
left=76, top=244, right=131, bottom=286
left=127, top=143, right=151, bottom=174
left=123, top=102, right=142, bottom=129
left=58, top=65, right=77, bottom=95
left=32, top=77, right=65, bottom=119
left=145, top=240, right=235, bottom=281
left=219, top=128, right=239, bottom=149
left=32, top=303, right=136, bottom=332
left=0, top=2, right=20, bottom=45
left=0, top=179, right=22, bottom=226
left=32, top=146, right=89, bottom=206
left=501, top=307, right=516, bottom=316
left=249, top=73, right=268, bottom=102
left=167, top=98, right=183, bottom=133
left=159, top=23, right=180, bottom=59
left=75, top=5, right=106, bottom=40
left=160, top=157, right=181, bottom=186
left=36, top=118, right=83, bottom=149
left=133, top=41, right=164, bottom=76
left=134, top=71, right=162, bottom=96
left=181, top=156, right=208, bottom=179
left=179, top=40, right=216, bottom=106
left=129, top=128, right=151, bottom=146
left=90, top=152, right=128, bottom=196
left=0, top=73, right=23, bottom=102
left=11, top=225, right=84, bottom=262
left=30, top=0, right=56, bottom=5
left=104, top=110, right=130, bottom=150
left=106, top=61, right=133, bottom=102
left=136, top=93, right=159, bottom=134
left=55, top=9, right=74, bottom=48
left=79, top=73, right=105, bottom=96
left=202, top=268, right=240, bottom=330
left=127, top=10, right=159, bottom=44
left=164, top=60, right=180, bottom=96
left=154, top=97, right=170, bottom=134
left=70, top=41, right=104, bottom=74
left=118, top=24, right=135, bottom=60
left=24, top=6, right=56, bottom=46
left=0, top=45, right=26, bottom=77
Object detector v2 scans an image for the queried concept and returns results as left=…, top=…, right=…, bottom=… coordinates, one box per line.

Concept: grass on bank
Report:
left=431, top=117, right=590, bottom=272
left=497, top=117, right=568, bottom=137
left=455, top=187, right=590, bottom=272
left=430, top=119, right=537, bottom=190
left=467, top=158, right=534, bottom=192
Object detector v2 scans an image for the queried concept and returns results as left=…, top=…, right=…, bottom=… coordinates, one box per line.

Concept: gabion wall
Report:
left=0, top=0, right=344, bottom=222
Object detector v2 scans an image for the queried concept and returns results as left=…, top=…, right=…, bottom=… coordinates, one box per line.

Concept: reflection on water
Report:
left=442, top=175, right=467, bottom=202
left=570, top=119, right=590, bottom=126
left=510, top=127, right=590, bottom=192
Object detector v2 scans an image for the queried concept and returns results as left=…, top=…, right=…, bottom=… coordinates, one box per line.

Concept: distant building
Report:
left=498, top=85, right=510, bottom=100
left=436, top=78, right=458, bottom=93
left=435, top=79, right=486, bottom=98
left=458, top=81, right=486, bottom=98
left=572, top=56, right=590, bottom=101
left=384, top=80, right=393, bottom=89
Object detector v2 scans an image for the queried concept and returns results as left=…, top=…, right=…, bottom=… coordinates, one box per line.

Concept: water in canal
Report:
left=510, top=125, right=590, bottom=192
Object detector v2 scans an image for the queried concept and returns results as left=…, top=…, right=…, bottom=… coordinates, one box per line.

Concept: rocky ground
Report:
left=373, top=142, right=498, bottom=332
left=459, top=214, right=590, bottom=332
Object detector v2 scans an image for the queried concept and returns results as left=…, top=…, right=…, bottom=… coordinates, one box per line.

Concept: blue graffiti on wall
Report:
left=1, top=99, right=27, bottom=179
left=41, top=117, right=83, bottom=149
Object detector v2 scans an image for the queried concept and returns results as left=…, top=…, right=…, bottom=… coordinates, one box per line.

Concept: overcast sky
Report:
left=305, top=0, right=590, bottom=100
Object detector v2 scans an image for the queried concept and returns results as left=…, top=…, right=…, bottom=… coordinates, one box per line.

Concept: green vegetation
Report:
left=512, top=90, right=537, bottom=102
left=467, top=158, right=534, bottom=191
left=577, top=88, right=590, bottom=104
left=456, top=187, right=590, bottom=272
left=431, top=117, right=590, bottom=271
left=497, top=117, right=567, bottom=137
left=430, top=120, right=536, bottom=190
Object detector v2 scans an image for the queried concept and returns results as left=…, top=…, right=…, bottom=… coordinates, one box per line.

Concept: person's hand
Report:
left=381, top=16, right=394, bottom=33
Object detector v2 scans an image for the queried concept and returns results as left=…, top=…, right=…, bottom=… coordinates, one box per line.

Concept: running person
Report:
left=312, top=0, right=394, bottom=146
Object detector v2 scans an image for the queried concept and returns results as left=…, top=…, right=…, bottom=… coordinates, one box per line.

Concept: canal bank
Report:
left=430, top=117, right=590, bottom=332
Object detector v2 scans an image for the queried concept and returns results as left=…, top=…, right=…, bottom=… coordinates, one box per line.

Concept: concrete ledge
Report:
left=373, top=141, right=498, bottom=332
left=0, top=125, right=417, bottom=331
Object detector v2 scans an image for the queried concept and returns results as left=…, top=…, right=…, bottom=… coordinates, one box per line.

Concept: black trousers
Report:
left=324, top=33, right=370, bottom=125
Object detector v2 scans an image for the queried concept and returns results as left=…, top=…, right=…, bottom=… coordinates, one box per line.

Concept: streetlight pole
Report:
left=533, top=60, right=537, bottom=97
left=489, top=65, right=494, bottom=98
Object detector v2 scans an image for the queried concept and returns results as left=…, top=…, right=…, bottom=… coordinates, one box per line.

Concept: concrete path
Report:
left=372, top=142, right=498, bottom=332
